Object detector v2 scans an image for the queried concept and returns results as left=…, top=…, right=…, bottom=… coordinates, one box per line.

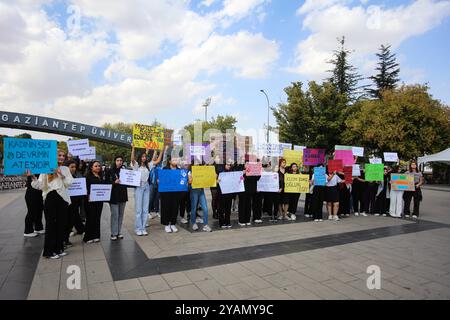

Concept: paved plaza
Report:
left=0, top=187, right=449, bottom=300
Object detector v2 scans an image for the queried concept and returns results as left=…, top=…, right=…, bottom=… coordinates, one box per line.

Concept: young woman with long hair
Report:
left=106, top=156, right=128, bottom=240
left=403, top=161, right=424, bottom=219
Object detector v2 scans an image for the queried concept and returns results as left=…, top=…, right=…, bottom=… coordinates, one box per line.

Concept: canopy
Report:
left=418, top=148, right=450, bottom=165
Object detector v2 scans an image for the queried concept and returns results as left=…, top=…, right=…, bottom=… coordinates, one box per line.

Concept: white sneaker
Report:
left=202, top=225, right=212, bottom=232
left=255, top=219, right=263, bottom=224
left=354, top=212, right=359, bottom=216
left=361, top=212, right=368, bottom=217
left=328, top=215, right=333, bottom=220
left=345, top=214, right=350, bottom=217
left=69, top=231, right=76, bottom=237
left=238, top=222, right=246, bottom=227
left=277, top=216, right=283, bottom=220
left=291, top=214, right=297, bottom=221
left=319, top=219, right=323, bottom=222
left=86, top=240, right=94, bottom=244
left=35, top=229, right=45, bottom=235
left=314, top=219, right=319, bottom=222
left=246, top=222, right=251, bottom=226
left=165, top=226, right=172, bottom=233
left=405, top=215, right=411, bottom=218
left=170, top=225, right=178, bottom=233
left=48, top=254, right=60, bottom=260
left=412, top=215, right=418, bottom=219
left=58, top=252, right=68, bottom=257
left=24, top=232, right=38, bottom=238
left=374, top=214, right=380, bottom=217
left=136, top=231, right=143, bottom=236
left=382, top=214, right=387, bottom=217
left=196, top=217, right=204, bottom=224
left=333, top=215, right=340, bottom=221
left=142, top=231, right=148, bottom=236
left=192, top=223, right=199, bottom=231
left=93, top=238, right=100, bottom=243
left=180, top=218, right=188, bottom=224
left=305, top=214, right=310, bottom=218
left=221, top=225, right=227, bottom=229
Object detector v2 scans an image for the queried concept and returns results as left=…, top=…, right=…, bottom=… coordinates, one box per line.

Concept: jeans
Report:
left=110, top=202, right=126, bottom=236
left=190, top=189, right=208, bottom=225
left=134, top=183, right=150, bottom=233
left=149, top=183, right=160, bottom=213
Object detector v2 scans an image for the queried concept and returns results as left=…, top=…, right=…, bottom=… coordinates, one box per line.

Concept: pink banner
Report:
left=303, top=148, right=325, bottom=166
left=246, top=162, right=262, bottom=176
left=334, top=150, right=354, bottom=166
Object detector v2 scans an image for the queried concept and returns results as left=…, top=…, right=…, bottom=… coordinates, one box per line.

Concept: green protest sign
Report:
left=365, top=164, right=384, bottom=181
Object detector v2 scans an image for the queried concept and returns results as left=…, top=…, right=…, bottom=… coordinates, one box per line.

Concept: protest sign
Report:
left=328, top=159, right=343, bottom=173
left=258, top=144, right=282, bottom=157
left=132, top=124, right=164, bottom=149
left=192, top=166, right=217, bottom=189
left=391, top=174, right=415, bottom=191
left=384, top=152, right=399, bottom=162
left=218, top=171, right=245, bottom=194
left=66, top=139, right=90, bottom=156
left=335, top=150, right=354, bottom=166
left=283, top=149, right=303, bottom=167
left=303, top=149, right=325, bottom=166
left=279, top=143, right=292, bottom=151
left=3, top=138, right=57, bottom=175
left=284, top=174, right=310, bottom=193
left=352, top=164, right=361, bottom=177
left=119, top=169, right=141, bottom=187
left=257, top=172, right=279, bottom=192
left=158, top=169, right=189, bottom=192
left=89, top=184, right=112, bottom=202
left=369, top=157, right=382, bottom=164
left=293, top=145, right=306, bottom=151
left=365, top=164, right=384, bottom=181
left=190, top=145, right=206, bottom=156
left=78, top=147, right=96, bottom=160
left=352, top=147, right=364, bottom=157
left=313, top=167, right=327, bottom=186
left=173, top=134, right=183, bottom=146
left=246, top=162, right=262, bottom=176
left=335, top=145, right=353, bottom=151
left=68, top=178, right=87, bottom=197
left=343, top=166, right=353, bottom=184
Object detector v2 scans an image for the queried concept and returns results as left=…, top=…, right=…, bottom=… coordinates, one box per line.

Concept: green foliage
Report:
left=184, top=115, right=237, bottom=142
left=367, top=44, right=400, bottom=98
left=89, top=122, right=133, bottom=164
left=343, top=85, right=450, bottom=160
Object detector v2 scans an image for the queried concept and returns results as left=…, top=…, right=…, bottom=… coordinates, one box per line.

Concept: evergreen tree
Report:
left=367, top=44, right=400, bottom=98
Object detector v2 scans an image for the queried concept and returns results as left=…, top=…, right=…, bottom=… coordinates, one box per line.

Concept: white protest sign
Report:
left=79, top=147, right=96, bottom=160
left=218, top=171, right=245, bottom=194
left=352, top=147, right=364, bottom=157
left=383, top=152, right=398, bottom=162
left=89, top=184, right=112, bottom=202
left=173, top=134, right=183, bottom=145
left=279, top=143, right=292, bottom=151
left=190, top=145, right=206, bottom=156
left=369, top=158, right=383, bottom=164
left=67, top=178, right=87, bottom=197
left=258, top=144, right=282, bottom=157
left=352, top=164, right=361, bottom=177
left=257, top=172, right=279, bottom=192
left=293, top=145, right=306, bottom=151
left=119, top=169, right=141, bottom=187
left=67, top=139, right=90, bottom=156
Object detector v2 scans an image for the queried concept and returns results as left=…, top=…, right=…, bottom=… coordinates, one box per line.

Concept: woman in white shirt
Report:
left=130, top=145, right=152, bottom=236
left=326, top=169, right=343, bottom=221
left=31, top=149, right=74, bottom=259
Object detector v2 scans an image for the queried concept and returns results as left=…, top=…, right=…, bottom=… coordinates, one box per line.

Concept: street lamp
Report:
left=203, top=97, right=211, bottom=123
left=260, top=89, right=270, bottom=143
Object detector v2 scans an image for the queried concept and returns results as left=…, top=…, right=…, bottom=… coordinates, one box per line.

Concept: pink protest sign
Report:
left=303, top=149, right=326, bottom=166
left=246, top=162, right=262, bottom=176
left=334, top=150, right=354, bottom=166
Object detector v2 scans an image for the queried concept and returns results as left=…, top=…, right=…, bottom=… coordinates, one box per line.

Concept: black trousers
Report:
left=311, top=186, right=325, bottom=220
left=210, top=188, right=219, bottom=216
left=367, top=184, right=378, bottom=214
left=24, top=191, right=44, bottom=234
left=338, top=186, right=351, bottom=215
left=179, top=191, right=191, bottom=218
left=43, top=191, right=68, bottom=257
left=288, top=193, right=301, bottom=214
left=83, top=200, right=103, bottom=242
left=375, top=188, right=388, bottom=215
left=403, top=189, right=421, bottom=216
left=304, top=193, right=312, bottom=216
left=161, top=192, right=182, bottom=225
left=218, top=193, right=233, bottom=226
left=352, top=184, right=369, bottom=213
left=65, top=197, right=85, bottom=242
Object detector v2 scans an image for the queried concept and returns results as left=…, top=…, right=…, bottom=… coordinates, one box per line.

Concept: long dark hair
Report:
left=289, top=163, right=299, bottom=174
left=86, top=160, right=103, bottom=179
left=409, top=161, right=418, bottom=173
left=138, top=152, right=150, bottom=170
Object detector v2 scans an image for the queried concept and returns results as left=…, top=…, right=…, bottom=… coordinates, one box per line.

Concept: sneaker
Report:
left=412, top=215, right=418, bottom=219
left=374, top=214, right=380, bottom=217
left=305, top=214, right=310, bottom=218
left=165, top=226, right=173, bottom=233
left=319, top=219, right=323, bottom=222
left=405, top=215, right=411, bottom=218
left=170, top=225, right=178, bottom=233
left=227, top=224, right=232, bottom=228
left=354, top=212, right=359, bottom=216
left=382, top=214, right=387, bottom=217
left=361, top=212, right=368, bottom=217
left=333, top=215, right=340, bottom=221
left=246, top=222, right=251, bottom=226
left=192, top=223, right=199, bottom=231
left=93, top=238, right=100, bottom=243
left=24, top=232, right=38, bottom=238
left=345, top=214, right=350, bottom=217
left=202, top=225, right=212, bottom=232
left=117, top=234, right=124, bottom=239
left=314, top=219, right=319, bottom=222
left=47, top=254, right=60, bottom=260
left=142, top=231, right=149, bottom=236
left=221, top=225, right=228, bottom=229
left=64, top=241, right=73, bottom=248
left=180, top=217, right=188, bottom=224
left=328, top=215, right=333, bottom=220
left=110, top=235, right=118, bottom=241
left=69, top=231, right=76, bottom=237
left=58, top=252, right=68, bottom=257
left=196, top=217, right=204, bottom=224
left=254, top=219, right=263, bottom=224
left=35, top=229, right=45, bottom=235
left=277, top=216, right=284, bottom=220
left=136, top=231, right=143, bottom=236
left=86, top=240, right=94, bottom=244
left=291, top=214, right=297, bottom=221
left=145, top=223, right=150, bottom=227
left=238, top=222, right=246, bottom=227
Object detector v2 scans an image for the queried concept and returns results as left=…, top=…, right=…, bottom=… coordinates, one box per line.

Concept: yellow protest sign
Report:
left=284, top=174, right=309, bottom=193
left=192, top=166, right=217, bottom=189
left=132, top=124, right=164, bottom=149
left=283, top=149, right=303, bottom=167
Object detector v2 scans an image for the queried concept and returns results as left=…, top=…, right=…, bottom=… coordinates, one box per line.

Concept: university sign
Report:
left=0, top=111, right=132, bottom=147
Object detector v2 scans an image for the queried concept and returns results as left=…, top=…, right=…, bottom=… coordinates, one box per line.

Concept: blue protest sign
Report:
left=157, top=168, right=189, bottom=192
left=3, top=138, right=57, bottom=175
left=314, top=167, right=327, bottom=186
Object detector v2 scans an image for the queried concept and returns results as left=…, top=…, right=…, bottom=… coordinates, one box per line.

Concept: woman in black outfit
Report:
left=303, top=166, right=313, bottom=218
left=23, top=173, right=44, bottom=237
left=217, top=161, right=234, bottom=228
left=239, top=160, right=262, bottom=226
left=277, top=158, right=289, bottom=220
left=287, top=163, right=301, bottom=221
left=84, top=161, right=106, bottom=243
left=64, top=160, right=85, bottom=246
left=311, top=165, right=326, bottom=222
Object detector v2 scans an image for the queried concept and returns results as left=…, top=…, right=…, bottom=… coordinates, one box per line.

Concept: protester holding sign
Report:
left=105, top=156, right=128, bottom=241
left=311, top=165, right=326, bottom=222
left=374, top=167, right=390, bottom=217
left=23, top=172, right=44, bottom=238
left=217, top=161, right=235, bottom=228
left=148, top=149, right=166, bottom=220
left=239, top=160, right=262, bottom=226
left=403, top=161, right=424, bottom=219
left=302, top=166, right=313, bottom=219
left=83, top=161, right=106, bottom=244
left=287, top=163, right=301, bottom=221
left=190, top=164, right=213, bottom=232
left=31, top=149, right=73, bottom=259
left=276, top=159, right=289, bottom=220
left=325, top=168, right=343, bottom=221
left=352, top=170, right=369, bottom=217
left=337, top=172, right=351, bottom=218
left=64, top=160, right=85, bottom=246
left=389, top=166, right=404, bottom=218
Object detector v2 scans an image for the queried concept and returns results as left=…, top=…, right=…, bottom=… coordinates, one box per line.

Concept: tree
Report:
left=184, top=115, right=237, bottom=143
left=327, top=36, right=365, bottom=101
left=89, top=122, right=133, bottom=164
left=273, top=81, right=348, bottom=153
left=367, top=44, right=400, bottom=98
left=15, top=133, right=32, bottom=139
left=343, top=85, right=450, bottom=160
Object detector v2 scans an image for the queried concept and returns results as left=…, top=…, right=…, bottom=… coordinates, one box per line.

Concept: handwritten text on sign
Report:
left=303, top=149, right=325, bottom=166
left=191, top=166, right=217, bottom=189
left=391, top=174, right=415, bottom=191
left=246, top=162, right=262, bottom=176
left=284, top=174, right=310, bottom=193
left=132, top=124, right=164, bottom=150
left=3, top=138, right=57, bottom=175
left=313, top=167, right=326, bottom=186
left=257, top=172, right=279, bottom=192
left=68, top=178, right=87, bottom=197
left=66, top=139, right=90, bottom=156
left=119, top=169, right=141, bottom=187
left=89, top=184, right=112, bottom=202
left=218, top=171, right=245, bottom=194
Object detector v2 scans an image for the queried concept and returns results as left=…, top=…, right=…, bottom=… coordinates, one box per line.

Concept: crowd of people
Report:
left=21, top=147, right=424, bottom=260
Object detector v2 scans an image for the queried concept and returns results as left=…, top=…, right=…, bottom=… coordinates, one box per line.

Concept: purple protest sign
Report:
left=303, top=148, right=325, bottom=166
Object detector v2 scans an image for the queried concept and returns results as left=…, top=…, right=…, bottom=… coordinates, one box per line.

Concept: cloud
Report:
left=289, top=0, right=450, bottom=79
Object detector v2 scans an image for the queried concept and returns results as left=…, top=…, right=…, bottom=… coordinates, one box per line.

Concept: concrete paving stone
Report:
left=36, top=257, right=62, bottom=274
left=119, top=289, right=149, bottom=300
left=294, top=279, right=347, bottom=300
left=114, top=279, right=143, bottom=293
left=225, top=282, right=259, bottom=299
left=420, top=282, right=450, bottom=299
left=139, top=274, right=171, bottom=293
left=148, top=289, right=179, bottom=300
left=282, top=284, right=321, bottom=300
left=88, top=281, right=119, bottom=300
left=240, top=275, right=273, bottom=291
left=381, top=280, right=425, bottom=300
left=27, top=272, right=60, bottom=300
left=240, top=260, right=277, bottom=277
left=173, top=284, right=208, bottom=300
left=346, top=279, right=398, bottom=300
left=257, top=258, right=290, bottom=273
left=322, top=279, right=375, bottom=300
left=263, top=272, right=294, bottom=288
left=184, top=269, right=213, bottom=282
left=257, top=287, right=293, bottom=300
left=204, top=266, right=242, bottom=286
left=224, top=263, right=254, bottom=278
left=85, top=259, right=113, bottom=284
left=195, top=279, right=236, bottom=300
left=162, top=271, right=193, bottom=288
left=296, top=267, right=333, bottom=283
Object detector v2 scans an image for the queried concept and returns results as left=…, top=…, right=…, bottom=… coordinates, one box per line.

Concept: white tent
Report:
left=418, top=148, right=450, bottom=165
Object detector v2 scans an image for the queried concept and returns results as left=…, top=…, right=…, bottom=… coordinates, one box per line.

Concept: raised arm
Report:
left=130, top=144, right=136, bottom=165
left=153, top=145, right=168, bottom=166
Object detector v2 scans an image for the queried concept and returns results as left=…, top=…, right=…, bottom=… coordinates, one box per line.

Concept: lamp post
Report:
left=260, top=89, right=270, bottom=143
left=203, top=97, right=211, bottom=123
